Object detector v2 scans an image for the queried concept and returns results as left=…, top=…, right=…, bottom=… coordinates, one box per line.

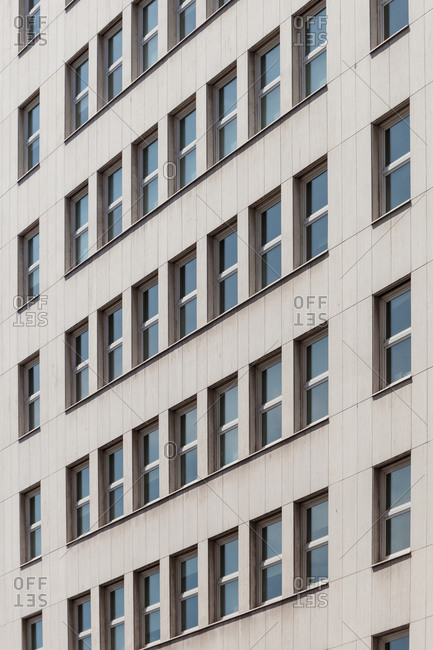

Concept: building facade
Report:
left=0, top=0, right=430, bottom=648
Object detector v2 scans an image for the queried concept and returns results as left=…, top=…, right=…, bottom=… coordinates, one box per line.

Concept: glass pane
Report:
left=260, top=44, right=280, bottom=88
left=220, top=580, right=238, bottom=616
left=29, top=362, right=39, bottom=396
left=30, top=492, right=41, bottom=524
left=262, top=520, right=282, bottom=559
left=180, top=258, right=196, bottom=297
left=110, top=624, right=124, bottom=650
left=307, top=544, right=328, bottom=582
left=306, top=50, right=327, bottom=96
left=307, top=381, right=328, bottom=424
left=75, top=330, right=89, bottom=365
left=261, top=245, right=281, bottom=287
left=77, top=502, right=90, bottom=536
left=219, top=118, right=237, bottom=159
left=28, top=138, right=40, bottom=169
left=145, top=571, right=160, bottom=606
left=30, top=527, right=41, bottom=558
left=181, top=555, right=198, bottom=591
left=307, top=336, right=328, bottom=380
left=181, top=447, right=197, bottom=485
left=220, top=538, right=238, bottom=576
left=180, top=149, right=196, bottom=186
left=307, top=500, right=328, bottom=541
left=386, top=338, right=411, bottom=384
left=75, top=60, right=88, bottom=94
left=76, top=367, right=89, bottom=401
left=386, top=464, right=411, bottom=509
left=28, top=10, right=41, bottom=39
left=108, top=168, right=122, bottom=204
left=180, top=299, right=197, bottom=337
left=108, top=30, right=122, bottom=66
left=386, top=163, right=410, bottom=211
left=386, top=290, right=411, bottom=338
left=181, top=408, right=197, bottom=446
left=28, top=104, right=40, bottom=137
left=143, top=140, right=158, bottom=177
left=384, top=0, right=409, bottom=38
left=220, top=273, right=238, bottom=313
left=78, top=638, right=92, bottom=650
left=144, top=428, right=159, bottom=466
left=181, top=595, right=198, bottom=630
left=75, top=229, right=88, bottom=265
left=261, top=202, right=281, bottom=245
left=28, top=233, right=39, bottom=267
left=143, top=177, right=158, bottom=215
left=179, top=2, right=196, bottom=39
left=262, top=404, right=282, bottom=446
left=108, top=66, right=122, bottom=100
left=262, top=563, right=282, bottom=601
left=27, top=268, right=39, bottom=298
left=109, top=448, right=123, bottom=483
left=144, top=284, right=158, bottom=321
left=108, top=205, right=122, bottom=240
left=144, top=0, right=158, bottom=34
left=306, top=8, right=327, bottom=55
left=219, top=232, right=237, bottom=272
left=108, top=345, right=122, bottom=382
left=75, top=95, right=88, bottom=128
left=109, top=308, right=122, bottom=344
left=385, top=637, right=409, bottom=650
left=261, top=85, right=280, bottom=129
left=262, top=361, right=282, bottom=404
left=180, top=110, right=196, bottom=149
left=144, top=467, right=159, bottom=503
left=307, top=214, right=328, bottom=260
left=75, top=195, right=88, bottom=230
left=29, top=397, right=40, bottom=430
left=143, top=34, right=158, bottom=70
left=220, top=386, right=238, bottom=425
left=386, top=511, right=411, bottom=555
left=385, top=117, right=410, bottom=166
left=145, top=610, right=160, bottom=644
left=307, top=171, right=328, bottom=216
left=220, top=426, right=238, bottom=466
left=31, top=620, right=43, bottom=649
left=77, top=465, right=89, bottom=500
left=219, top=78, right=237, bottom=119
left=78, top=600, right=91, bottom=633
left=109, top=486, right=124, bottom=520
left=143, top=323, right=158, bottom=359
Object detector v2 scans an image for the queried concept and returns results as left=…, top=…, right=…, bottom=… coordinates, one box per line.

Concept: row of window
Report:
left=23, top=455, right=411, bottom=648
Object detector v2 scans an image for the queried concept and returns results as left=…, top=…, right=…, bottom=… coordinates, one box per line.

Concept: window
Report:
left=177, top=552, right=198, bottom=631
left=73, top=462, right=90, bottom=537
left=216, top=76, right=237, bottom=160
left=301, top=496, right=328, bottom=586
left=217, top=0, right=230, bottom=6
left=141, top=138, right=158, bottom=216
left=258, top=358, right=282, bottom=447
left=177, top=405, right=198, bottom=486
left=72, top=191, right=89, bottom=265
left=107, top=27, right=122, bottom=100
left=216, top=535, right=238, bottom=618
left=303, top=333, right=328, bottom=426
left=379, top=459, right=411, bottom=559
left=258, top=200, right=281, bottom=288
left=26, top=0, right=41, bottom=41
left=73, top=56, right=89, bottom=129
left=141, top=0, right=158, bottom=71
left=106, top=304, right=123, bottom=382
left=257, top=517, right=282, bottom=603
left=382, top=113, right=410, bottom=214
left=25, top=99, right=40, bottom=172
left=304, top=167, right=328, bottom=261
left=140, top=567, right=160, bottom=645
left=177, top=108, right=196, bottom=188
left=177, top=255, right=197, bottom=338
left=25, top=358, right=40, bottom=433
left=27, top=615, right=43, bottom=650
left=25, top=487, right=41, bottom=561
left=106, top=583, right=125, bottom=650
left=376, top=630, right=409, bottom=650
left=302, top=3, right=327, bottom=97
left=381, top=285, right=411, bottom=386
left=141, top=281, right=159, bottom=360
left=217, top=229, right=238, bottom=314
left=106, top=445, right=124, bottom=521
left=216, top=383, right=238, bottom=467
left=139, top=425, right=159, bottom=505
left=72, top=595, right=91, bottom=650
left=105, top=166, right=123, bottom=241
left=25, top=228, right=40, bottom=300
left=178, top=0, right=196, bottom=40
left=380, top=0, right=409, bottom=41
left=258, top=42, right=280, bottom=130
left=73, top=327, right=89, bottom=402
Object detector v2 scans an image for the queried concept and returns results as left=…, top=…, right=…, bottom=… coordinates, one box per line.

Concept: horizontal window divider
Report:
left=384, top=329, right=411, bottom=348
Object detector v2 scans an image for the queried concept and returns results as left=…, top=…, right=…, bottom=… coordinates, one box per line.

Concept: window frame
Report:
left=24, top=97, right=40, bottom=173
left=215, top=381, right=239, bottom=469
left=216, top=225, right=238, bottom=316
left=300, top=493, right=329, bottom=589
left=380, top=108, right=411, bottom=216
left=257, top=354, right=282, bottom=449
left=380, top=282, right=411, bottom=388
left=106, top=581, right=125, bottom=650
left=378, top=0, right=409, bottom=43
left=256, top=514, right=282, bottom=605
left=177, top=550, right=199, bottom=633
left=24, top=226, right=40, bottom=301
left=27, top=613, right=43, bottom=650
left=72, top=324, right=89, bottom=403
left=140, top=0, right=159, bottom=72
left=302, top=330, right=329, bottom=427
left=25, top=486, right=42, bottom=562
left=104, top=162, right=123, bottom=243
left=140, top=134, right=159, bottom=217
left=376, top=629, right=410, bottom=650
left=138, top=424, right=160, bottom=506
left=301, top=1, right=327, bottom=99
left=215, top=71, right=238, bottom=161
left=72, top=460, right=91, bottom=539
left=178, top=0, right=196, bottom=41
left=105, top=443, right=124, bottom=523
left=216, top=533, right=239, bottom=620
left=140, top=276, right=159, bottom=361
left=139, top=565, right=161, bottom=646
left=176, top=251, right=197, bottom=339
left=24, top=356, right=40, bottom=434
left=106, top=23, right=123, bottom=102
left=256, top=36, right=281, bottom=132
left=176, top=402, right=198, bottom=488
left=26, top=0, right=41, bottom=42
left=379, top=458, right=411, bottom=561
left=256, top=195, right=282, bottom=289
left=105, top=302, right=123, bottom=383
left=72, top=52, right=89, bottom=130
left=71, top=187, right=89, bottom=267
left=72, top=593, right=92, bottom=650
left=176, top=104, right=197, bottom=189
left=301, top=161, right=328, bottom=262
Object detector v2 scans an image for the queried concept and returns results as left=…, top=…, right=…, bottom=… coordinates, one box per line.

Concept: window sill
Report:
left=19, top=426, right=41, bottom=441
left=372, top=549, right=411, bottom=570
left=372, top=199, right=412, bottom=227
left=370, top=25, right=410, bottom=57
left=18, top=33, right=41, bottom=57
left=294, top=416, right=329, bottom=437
left=295, top=579, right=329, bottom=596
left=20, top=555, right=42, bottom=570
left=372, top=375, right=412, bottom=399
left=65, top=0, right=81, bottom=9
left=17, top=294, right=41, bottom=314
left=292, top=84, right=328, bottom=113
left=18, top=164, right=40, bottom=184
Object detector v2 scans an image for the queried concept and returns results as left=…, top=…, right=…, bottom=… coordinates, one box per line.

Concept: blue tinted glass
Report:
left=386, top=512, right=411, bottom=555
left=181, top=595, right=198, bottom=630
left=307, top=500, right=328, bottom=541
left=76, top=60, right=89, bottom=94
left=262, top=404, right=282, bottom=445
left=386, top=637, right=409, bottom=650
left=28, top=233, right=39, bottom=266
left=180, top=149, right=196, bottom=186
left=76, top=330, right=88, bottom=365
left=144, top=467, right=159, bottom=502
left=75, top=195, right=88, bottom=230
left=261, top=86, right=280, bottom=128
left=29, top=362, right=40, bottom=394
left=108, top=66, right=122, bottom=99
left=306, top=51, right=327, bottom=96
left=28, top=104, right=40, bottom=137
left=144, top=0, right=158, bottom=33
left=307, top=381, right=328, bottom=424
left=180, top=258, right=196, bottom=297
left=28, top=137, right=39, bottom=169
left=144, top=323, right=158, bottom=359
left=109, top=448, right=123, bottom=483
left=29, top=398, right=40, bottom=430
left=78, top=600, right=91, bottom=632
left=180, top=2, right=196, bottom=39
left=75, top=230, right=89, bottom=264
left=145, top=610, right=160, bottom=644
left=386, top=163, right=410, bottom=211
left=180, top=110, right=196, bottom=149
left=31, top=620, right=43, bottom=649
left=145, top=571, right=160, bottom=606
left=30, top=492, right=41, bottom=524
left=307, top=545, right=328, bottom=582
left=384, top=0, right=409, bottom=39
left=387, top=290, right=410, bottom=338
left=306, top=8, right=327, bottom=55
left=181, top=447, right=197, bottom=484
left=144, top=140, right=158, bottom=177
left=144, top=284, right=158, bottom=321
left=109, top=168, right=122, bottom=204
left=261, top=44, right=280, bottom=88
left=307, top=171, right=328, bottom=216
left=181, top=556, right=198, bottom=591
left=108, top=30, right=122, bottom=66
left=220, top=386, right=238, bottom=425
left=77, top=465, right=89, bottom=500
left=220, top=426, right=238, bottom=466
left=76, top=367, right=89, bottom=401
left=77, top=502, right=90, bottom=535
left=263, top=520, right=282, bottom=559
left=386, top=465, right=411, bottom=509
left=220, top=538, right=238, bottom=576
left=181, top=408, right=197, bottom=446
left=220, top=273, right=238, bottom=312
left=109, top=308, right=122, bottom=343
left=75, top=95, right=89, bottom=128
left=109, top=346, right=122, bottom=381
left=109, top=486, right=123, bottom=519
left=144, top=177, right=158, bottom=214
left=180, top=299, right=196, bottom=336
left=220, top=580, right=238, bottom=615
left=307, top=214, right=328, bottom=260
left=262, top=245, right=281, bottom=287
left=31, top=527, right=41, bottom=558
left=386, top=337, right=411, bottom=384
left=262, top=361, right=282, bottom=403
left=111, top=624, right=124, bottom=650
left=144, top=429, right=159, bottom=465
left=261, top=202, right=281, bottom=245
left=219, top=118, right=237, bottom=159
left=262, top=563, right=282, bottom=601
left=144, top=34, right=158, bottom=70
left=307, top=336, right=328, bottom=380
left=219, top=78, right=237, bottom=119
left=386, top=118, right=410, bottom=165
left=219, top=232, right=237, bottom=272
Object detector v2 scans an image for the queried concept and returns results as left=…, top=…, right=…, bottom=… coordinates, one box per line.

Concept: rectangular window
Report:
left=106, top=305, right=123, bottom=382
left=257, top=517, right=282, bottom=603
left=217, top=384, right=238, bottom=467
left=216, top=535, right=239, bottom=618
left=72, top=191, right=89, bottom=265
left=107, top=27, right=122, bottom=101
left=179, top=0, right=196, bottom=40
left=178, top=255, right=197, bottom=338
left=304, top=168, right=328, bottom=261
left=72, top=595, right=91, bottom=650
left=377, top=630, right=409, bottom=650
left=141, top=281, right=159, bottom=360
left=258, top=42, right=280, bottom=130
left=26, top=487, right=41, bottom=561
left=380, top=0, right=409, bottom=41
left=140, top=568, right=160, bottom=645
left=26, top=0, right=41, bottom=41
left=259, top=358, right=282, bottom=447
left=25, top=100, right=40, bottom=172
left=27, top=615, right=43, bottom=650
left=382, top=113, right=410, bottom=214
left=304, top=333, right=328, bottom=425
left=381, top=285, right=411, bottom=386
left=107, top=445, right=124, bottom=521
left=106, top=166, right=123, bottom=241
left=25, top=358, right=40, bottom=433
left=73, top=57, right=89, bottom=129
left=73, top=327, right=89, bottom=402
left=379, top=459, right=411, bottom=559
left=302, top=4, right=327, bottom=97
left=139, top=425, right=160, bottom=504
left=216, top=76, right=237, bottom=160
left=302, top=496, right=328, bottom=586
left=25, top=228, right=40, bottom=300
left=178, top=405, right=198, bottom=486
left=217, top=229, right=238, bottom=314
left=142, top=138, right=158, bottom=215
left=73, top=462, right=90, bottom=537
left=142, top=0, right=158, bottom=71
left=107, top=583, right=125, bottom=650
left=177, top=552, right=198, bottom=631
left=178, top=108, right=196, bottom=188
left=259, top=200, right=281, bottom=288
